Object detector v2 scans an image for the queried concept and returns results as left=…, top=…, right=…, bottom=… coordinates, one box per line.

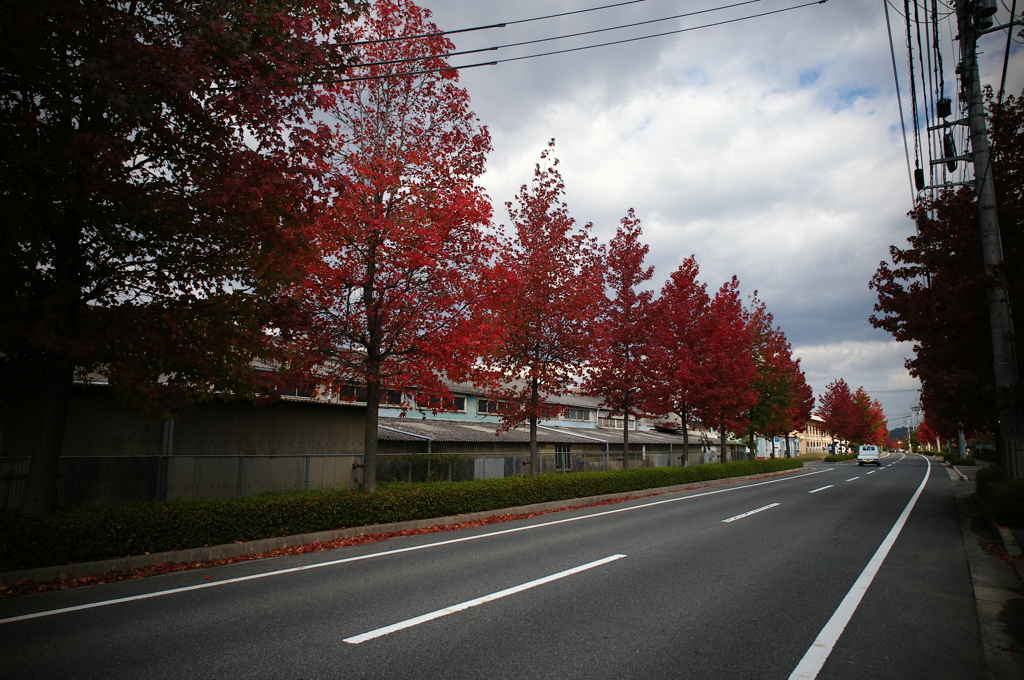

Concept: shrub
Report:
left=376, top=454, right=471, bottom=484
left=974, top=465, right=1024, bottom=528
left=950, top=457, right=976, bottom=466
left=823, top=454, right=856, bottom=462
left=975, top=465, right=1008, bottom=497
left=0, top=458, right=802, bottom=572
left=982, top=479, right=1024, bottom=528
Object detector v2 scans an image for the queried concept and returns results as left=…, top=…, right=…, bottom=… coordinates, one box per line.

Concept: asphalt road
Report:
left=0, top=453, right=988, bottom=679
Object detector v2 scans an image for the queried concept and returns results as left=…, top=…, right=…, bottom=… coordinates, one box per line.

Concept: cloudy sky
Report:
left=411, top=0, right=1023, bottom=429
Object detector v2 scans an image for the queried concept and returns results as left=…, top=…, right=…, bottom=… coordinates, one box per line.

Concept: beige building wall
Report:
left=796, top=415, right=831, bottom=455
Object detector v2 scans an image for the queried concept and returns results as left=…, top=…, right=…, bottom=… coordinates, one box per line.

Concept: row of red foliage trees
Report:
left=817, top=379, right=888, bottom=449
left=3, top=0, right=826, bottom=511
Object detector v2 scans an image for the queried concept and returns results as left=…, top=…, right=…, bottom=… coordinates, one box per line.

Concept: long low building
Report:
left=0, top=380, right=747, bottom=508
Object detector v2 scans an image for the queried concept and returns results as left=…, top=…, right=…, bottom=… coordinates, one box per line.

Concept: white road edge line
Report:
left=343, top=554, right=627, bottom=644
left=808, top=485, right=833, bottom=494
left=721, top=503, right=780, bottom=523
left=1, top=468, right=831, bottom=625
left=788, top=455, right=931, bottom=680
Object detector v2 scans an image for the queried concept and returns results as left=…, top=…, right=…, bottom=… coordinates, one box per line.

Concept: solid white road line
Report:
left=788, top=455, right=932, bottom=680
left=343, top=554, right=627, bottom=644
left=721, top=503, right=781, bottom=523
left=1, top=468, right=831, bottom=625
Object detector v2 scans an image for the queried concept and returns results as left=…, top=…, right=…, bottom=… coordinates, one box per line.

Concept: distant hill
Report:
left=889, top=426, right=908, bottom=441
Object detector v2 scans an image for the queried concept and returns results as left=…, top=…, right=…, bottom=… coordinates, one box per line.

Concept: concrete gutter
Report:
left=0, top=468, right=804, bottom=588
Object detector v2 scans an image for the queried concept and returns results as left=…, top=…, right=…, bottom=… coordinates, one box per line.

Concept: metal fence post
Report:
left=236, top=457, right=245, bottom=497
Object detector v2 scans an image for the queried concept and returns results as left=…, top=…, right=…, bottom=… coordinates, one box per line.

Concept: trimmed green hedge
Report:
left=976, top=466, right=1024, bottom=528
left=823, top=454, right=856, bottom=462
left=0, top=459, right=801, bottom=572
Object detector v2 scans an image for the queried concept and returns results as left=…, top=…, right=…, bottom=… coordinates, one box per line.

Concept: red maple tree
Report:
left=0, top=0, right=365, bottom=514
left=870, top=88, right=1024, bottom=441
left=852, top=387, right=888, bottom=446
left=583, top=209, right=656, bottom=468
left=867, top=398, right=889, bottom=446
left=484, top=141, right=605, bottom=476
left=302, top=0, right=494, bottom=491
left=691, top=277, right=757, bottom=462
left=781, top=364, right=816, bottom=456
left=870, top=188, right=997, bottom=439
left=988, top=88, right=1024, bottom=345
left=818, top=379, right=860, bottom=446
left=917, top=418, right=940, bottom=451
left=646, top=256, right=713, bottom=462
left=754, top=358, right=815, bottom=458
left=743, top=295, right=804, bottom=459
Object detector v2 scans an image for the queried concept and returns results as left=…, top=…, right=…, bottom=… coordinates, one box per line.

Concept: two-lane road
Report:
left=1, top=453, right=984, bottom=679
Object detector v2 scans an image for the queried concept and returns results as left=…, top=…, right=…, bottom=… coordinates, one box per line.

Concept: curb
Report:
left=957, top=492, right=1024, bottom=680
left=0, top=468, right=805, bottom=588
left=998, top=526, right=1023, bottom=558
left=971, top=481, right=1024, bottom=581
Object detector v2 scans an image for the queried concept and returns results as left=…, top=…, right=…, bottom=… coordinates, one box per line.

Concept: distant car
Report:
left=857, top=445, right=881, bottom=466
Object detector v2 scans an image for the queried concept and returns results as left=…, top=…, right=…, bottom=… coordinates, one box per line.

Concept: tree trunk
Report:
left=22, top=209, right=82, bottom=514
left=678, top=405, right=689, bottom=466
left=529, top=377, right=540, bottom=476
left=363, top=380, right=381, bottom=492
left=529, top=415, right=539, bottom=476
left=21, top=363, right=74, bottom=515
left=621, top=394, right=630, bottom=470
left=719, top=418, right=728, bottom=463
left=681, top=419, right=689, bottom=466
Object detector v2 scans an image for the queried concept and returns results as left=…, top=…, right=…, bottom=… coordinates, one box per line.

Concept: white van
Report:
left=857, top=444, right=880, bottom=467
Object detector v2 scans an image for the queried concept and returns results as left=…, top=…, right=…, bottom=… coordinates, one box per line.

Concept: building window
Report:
left=418, top=394, right=467, bottom=413
left=555, top=444, right=571, bottom=471
left=599, top=416, right=632, bottom=429
left=478, top=399, right=508, bottom=415
left=282, top=384, right=315, bottom=399
left=565, top=407, right=590, bottom=421
left=336, top=385, right=403, bottom=406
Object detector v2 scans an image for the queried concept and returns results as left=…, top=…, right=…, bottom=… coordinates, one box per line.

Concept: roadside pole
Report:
left=956, top=0, right=1024, bottom=477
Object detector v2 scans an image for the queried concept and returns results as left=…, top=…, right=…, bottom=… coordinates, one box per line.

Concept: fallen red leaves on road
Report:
left=0, top=493, right=653, bottom=599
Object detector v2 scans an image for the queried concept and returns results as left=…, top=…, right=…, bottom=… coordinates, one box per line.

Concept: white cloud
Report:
left=415, top=0, right=1022, bottom=426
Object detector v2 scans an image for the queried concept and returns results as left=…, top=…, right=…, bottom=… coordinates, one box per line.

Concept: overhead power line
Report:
left=346, top=0, right=656, bottom=47
left=884, top=0, right=916, bottom=203
left=345, top=0, right=766, bottom=73
left=330, top=0, right=830, bottom=85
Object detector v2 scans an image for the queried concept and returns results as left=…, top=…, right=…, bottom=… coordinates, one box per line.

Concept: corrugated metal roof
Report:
left=377, top=417, right=714, bottom=446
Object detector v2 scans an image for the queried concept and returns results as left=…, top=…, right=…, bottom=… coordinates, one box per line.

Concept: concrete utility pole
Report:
left=955, top=0, right=1024, bottom=476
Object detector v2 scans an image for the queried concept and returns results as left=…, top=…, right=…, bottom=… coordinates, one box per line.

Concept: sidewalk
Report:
left=950, top=460, right=1024, bottom=680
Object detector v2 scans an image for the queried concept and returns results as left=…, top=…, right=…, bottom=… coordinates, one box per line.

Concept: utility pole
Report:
left=955, top=0, right=1024, bottom=477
